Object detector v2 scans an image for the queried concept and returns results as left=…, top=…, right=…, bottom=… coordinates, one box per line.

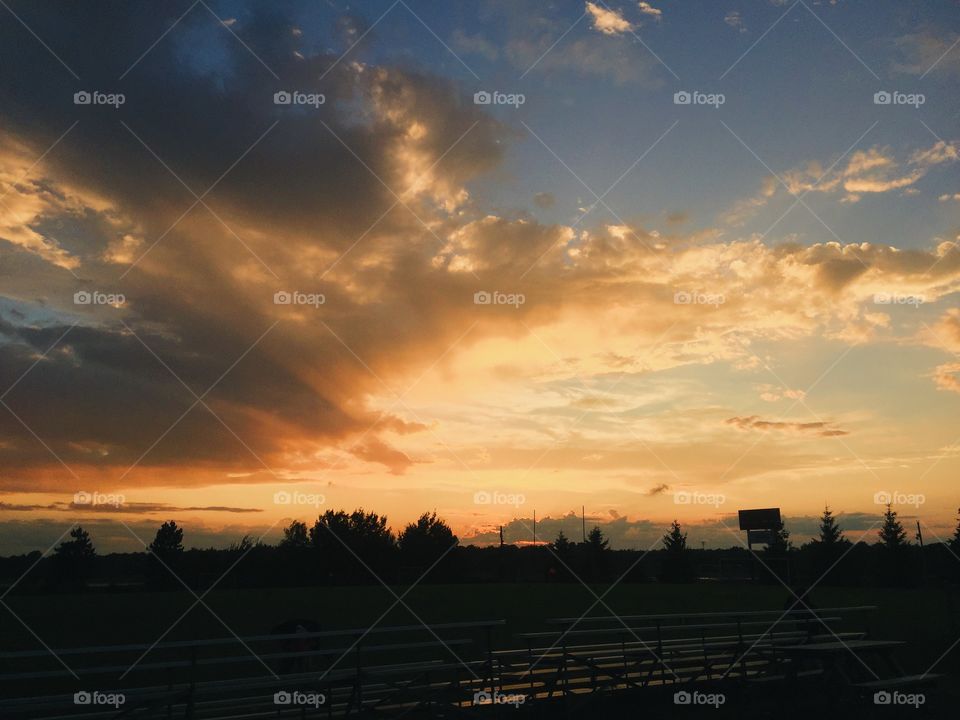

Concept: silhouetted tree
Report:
left=818, top=507, right=845, bottom=546
left=398, top=512, right=458, bottom=576
left=809, top=506, right=851, bottom=584
left=549, top=530, right=576, bottom=581
left=659, top=520, right=694, bottom=582
left=280, top=520, right=310, bottom=548
left=581, top=526, right=610, bottom=581
left=53, top=526, right=96, bottom=588
left=761, top=520, right=791, bottom=584
left=878, top=505, right=908, bottom=547
left=310, top=509, right=396, bottom=583
left=765, top=521, right=791, bottom=554
left=149, top=521, right=184, bottom=557
left=950, top=508, right=960, bottom=553
left=146, top=520, right=184, bottom=588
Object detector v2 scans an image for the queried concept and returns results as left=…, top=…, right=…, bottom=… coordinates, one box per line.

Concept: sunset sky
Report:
left=1, top=0, right=958, bottom=554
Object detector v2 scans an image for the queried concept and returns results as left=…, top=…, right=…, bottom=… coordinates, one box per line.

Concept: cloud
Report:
left=533, top=192, right=555, bottom=209
left=0, top=501, right=261, bottom=513
left=637, top=2, right=662, bottom=21
left=933, top=363, right=960, bottom=394
left=725, top=416, right=850, bottom=437
left=724, top=11, right=746, bottom=33
left=586, top=2, right=633, bottom=35
left=892, top=30, right=960, bottom=76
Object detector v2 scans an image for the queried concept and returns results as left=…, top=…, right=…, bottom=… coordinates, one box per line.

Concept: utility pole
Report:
left=533, top=510, right=537, bottom=546
left=581, top=506, right=586, bottom=543
left=499, top=525, right=503, bottom=548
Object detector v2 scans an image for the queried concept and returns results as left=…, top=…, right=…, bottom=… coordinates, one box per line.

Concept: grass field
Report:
left=3, top=582, right=959, bottom=680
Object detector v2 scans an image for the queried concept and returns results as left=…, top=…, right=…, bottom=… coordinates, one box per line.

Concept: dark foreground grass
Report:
left=3, top=583, right=959, bottom=680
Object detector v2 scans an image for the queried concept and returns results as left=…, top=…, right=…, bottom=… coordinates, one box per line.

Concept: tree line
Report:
left=3, top=504, right=959, bottom=593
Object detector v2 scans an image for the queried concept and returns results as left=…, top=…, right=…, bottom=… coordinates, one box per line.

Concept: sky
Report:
left=0, top=0, right=958, bottom=554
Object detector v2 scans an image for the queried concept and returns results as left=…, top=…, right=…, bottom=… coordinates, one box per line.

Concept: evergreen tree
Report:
left=878, top=505, right=908, bottom=547
left=52, top=526, right=96, bottom=588
left=659, top=520, right=693, bottom=582
left=818, top=506, right=845, bottom=546
left=149, top=520, right=184, bottom=558
left=662, top=520, right=687, bottom=552
left=549, top=529, right=576, bottom=581
left=581, top=526, right=610, bottom=581
left=765, top=520, right=791, bottom=555
left=55, top=526, right=96, bottom=560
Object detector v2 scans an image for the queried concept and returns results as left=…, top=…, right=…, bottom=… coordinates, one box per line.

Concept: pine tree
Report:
left=551, top=529, right=575, bottom=555
left=878, top=504, right=908, bottom=547
left=149, top=520, right=184, bottom=558
left=54, top=526, right=96, bottom=560
left=585, top=526, right=609, bottom=551
left=662, top=520, right=687, bottom=552
left=765, top=520, right=791, bottom=555
left=818, top=506, right=845, bottom=546
left=659, top=520, right=693, bottom=582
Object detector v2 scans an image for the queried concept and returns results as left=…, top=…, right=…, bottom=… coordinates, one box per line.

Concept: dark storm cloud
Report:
left=0, top=0, right=507, bottom=484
